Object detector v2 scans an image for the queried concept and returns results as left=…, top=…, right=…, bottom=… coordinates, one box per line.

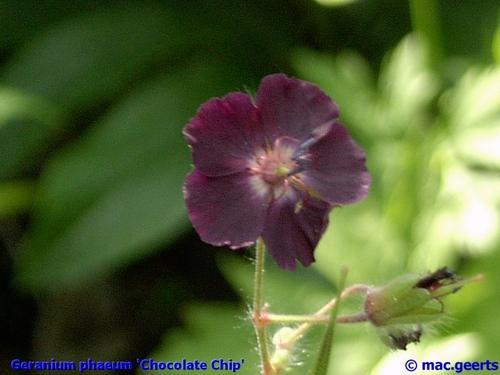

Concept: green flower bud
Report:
left=270, top=327, right=296, bottom=372
left=364, top=267, right=480, bottom=350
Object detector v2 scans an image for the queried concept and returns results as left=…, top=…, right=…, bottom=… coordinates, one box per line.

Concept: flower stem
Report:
left=266, top=313, right=331, bottom=324
left=408, top=0, right=444, bottom=70
left=265, top=311, right=369, bottom=325
left=281, top=283, right=372, bottom=346
left=252, top=237, right=273, bottom=375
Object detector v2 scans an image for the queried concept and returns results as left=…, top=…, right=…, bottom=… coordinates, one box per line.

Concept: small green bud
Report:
left=270, top=327, right=296, bottom=372
left=270, top=349, right=292, bottom=373
left=272, top=327, right=296, bottom=346
left=364, top=267, right=481, bottom=350
left=364, top=273, right=444, bottom=327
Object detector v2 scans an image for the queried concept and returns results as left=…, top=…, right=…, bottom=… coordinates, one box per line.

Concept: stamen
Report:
left=287, top=124, right=330, bottom=175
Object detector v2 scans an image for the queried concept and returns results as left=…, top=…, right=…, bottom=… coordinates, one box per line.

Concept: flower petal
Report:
left=184, top=169, right=268, bottom=248
left=257, top=74, right=339, bottom=143
left=302, top=122, right=371, bottom=205
left=183, top=92, right=265, bottom=177
left=261, top=191, right=332, bottom=270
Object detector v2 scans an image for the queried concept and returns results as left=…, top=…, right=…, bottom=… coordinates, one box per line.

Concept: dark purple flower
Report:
left=183, top=74, right=370, bottom=270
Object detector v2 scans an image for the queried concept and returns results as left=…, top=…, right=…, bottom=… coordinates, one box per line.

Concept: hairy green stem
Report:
left=282, top=279, right=371, bottom=347
left=252, top=237, right=273, bottom=374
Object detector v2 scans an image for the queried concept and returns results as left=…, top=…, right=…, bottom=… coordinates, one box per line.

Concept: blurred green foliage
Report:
left=1, top=0, right=499, bottom=374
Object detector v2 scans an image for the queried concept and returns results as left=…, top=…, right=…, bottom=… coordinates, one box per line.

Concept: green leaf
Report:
left=0, top=87, right=62, bottom=126
left=377, top=34, right=439, bottom=137
left=447, top=67, right=500, bottom=169
left=0, top=0, right=95, bottom=50
left=1, top=3, right=191, bottom=180
left=415, top=152, right=500, bottom=262
left=14, top=60, right=251, bottom=292
left=0, top=181, right=34, bottom=217
left=414, top=66, right=500, bottom=262
left=310, top=266, right=347, bottom=375
left=0, top=87, right=65, bottom=179
left=0, top=3, right=186, bottom=114
left=493, top=15, right=500, bottom=64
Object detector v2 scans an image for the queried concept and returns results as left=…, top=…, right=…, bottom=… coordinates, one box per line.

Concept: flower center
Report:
left=257, top=156, right=293, bottom=185
left=248, top=132, right=323, bottom=204
left=247, top=136, right=314, bottom=203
